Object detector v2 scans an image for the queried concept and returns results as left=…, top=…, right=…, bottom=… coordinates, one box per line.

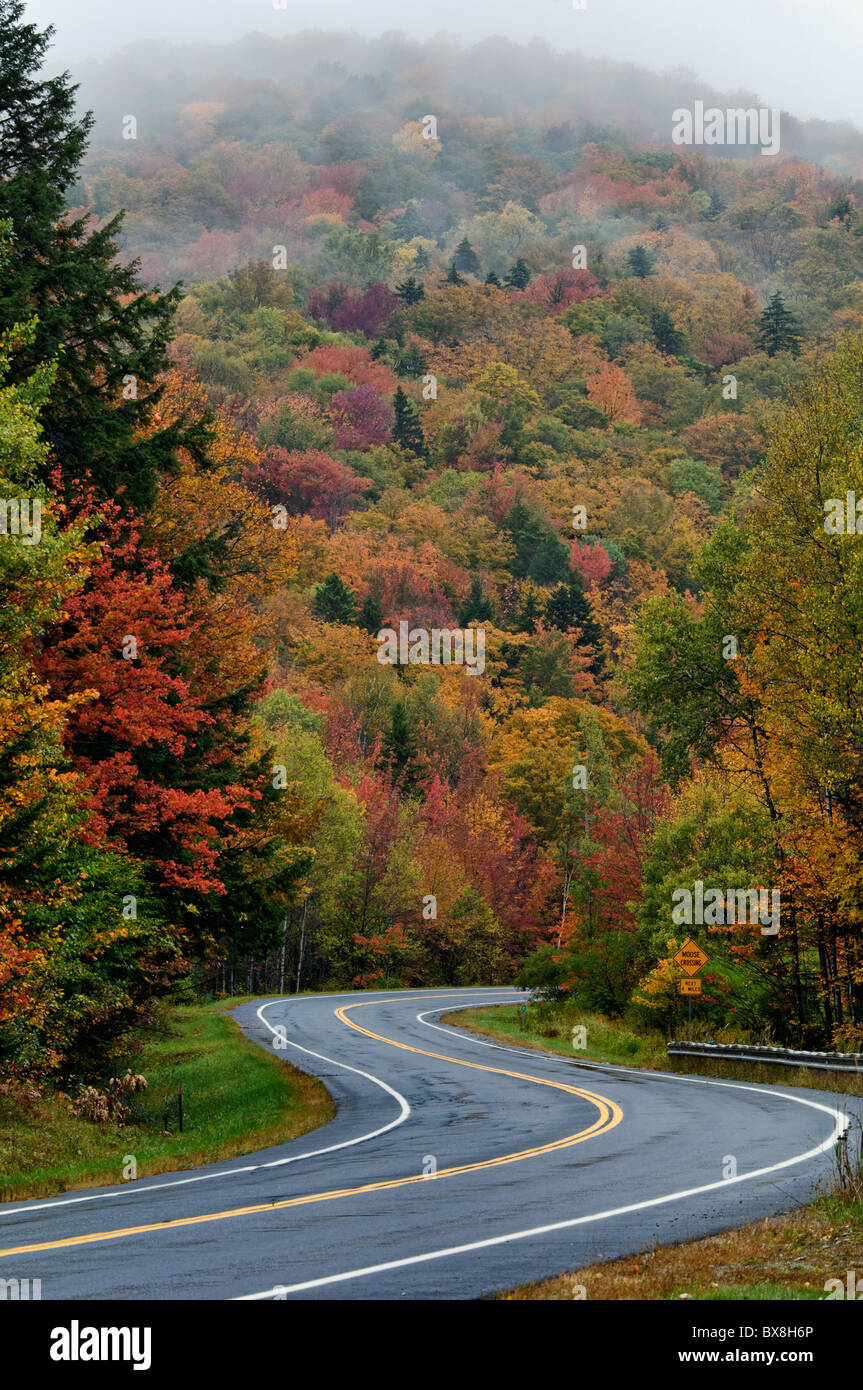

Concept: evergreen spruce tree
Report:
left=393, top=344, right=428, bottom=378
left=825, top=191, right=853, bottom=224
left=393, top=202, right=426, bottom=240
left=312, top=573, right=358, bottom=624
left=528, top=529, right=570, bottom=586
left=445, top=261, right=466, bottom=286
left=0, top=0, right=209, bottom=510
left=627, top=244, right=655, bottom=279
left=453, top=237, right=481, bottom=276
left=758, top=293, right=803, bottom=357
left=393, top=386, right=426, bottom=455
left=484, top=271, right=502, bottom=287
left=394, top=276, right=425, bottom=304
left=503, top=257, right=531, bottom=289
left=380, top=700, right=417, bottom=787
left=515, top=586, right=542, bottom=633
left=544, top=581, right=603, bottom=672
left=458, top=574, right=493, bottom=625
left=652, top=307, right=685, bottom=356
left=359, top=592, right=384, bottom=633
left=503, top=499, right=546, bottom=579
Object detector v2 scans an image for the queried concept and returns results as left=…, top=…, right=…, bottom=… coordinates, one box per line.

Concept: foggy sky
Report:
left=22, top=0, right=863, bottom=128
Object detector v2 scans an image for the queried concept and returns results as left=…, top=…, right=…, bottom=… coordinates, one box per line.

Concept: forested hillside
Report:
left=2, top=6, right=863, bottom=1088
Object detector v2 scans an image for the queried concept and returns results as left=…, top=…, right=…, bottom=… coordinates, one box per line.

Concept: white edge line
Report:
left=236, top=1004, right=851, bottom=1298
left=0, top=991, right=514, bottom=1219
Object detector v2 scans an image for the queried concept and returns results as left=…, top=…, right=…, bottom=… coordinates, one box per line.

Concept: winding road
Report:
left=0, top=988, right=855, bottom=1300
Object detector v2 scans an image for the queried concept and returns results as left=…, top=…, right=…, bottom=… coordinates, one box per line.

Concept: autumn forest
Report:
left=2, top=7, right=863, bottom=1089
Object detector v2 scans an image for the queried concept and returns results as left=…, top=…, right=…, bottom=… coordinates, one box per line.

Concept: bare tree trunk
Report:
left=295, top=896, right=309, bottom=994
left=279, top=916, right=287, bottom=994
left=557, top=861, right=574, bottom=949
left=817, top=928, right=834, bottom=1039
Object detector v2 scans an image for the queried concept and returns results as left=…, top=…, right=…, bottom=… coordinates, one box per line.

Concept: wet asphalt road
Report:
left=0, top=987, right=855, bottom=1300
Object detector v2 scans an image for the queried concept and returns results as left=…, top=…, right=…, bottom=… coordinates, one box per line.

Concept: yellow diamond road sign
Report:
left=679, top=976, right=702, bottom=995
left=673, top=938, right=709, bottom=976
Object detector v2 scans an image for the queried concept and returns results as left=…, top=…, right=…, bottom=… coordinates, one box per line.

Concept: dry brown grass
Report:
left=498, top=1203, right=862, bottom=1300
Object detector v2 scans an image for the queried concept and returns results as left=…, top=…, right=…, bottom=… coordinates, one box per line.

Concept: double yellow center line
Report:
left=0, top=996, right=622, bottom=1259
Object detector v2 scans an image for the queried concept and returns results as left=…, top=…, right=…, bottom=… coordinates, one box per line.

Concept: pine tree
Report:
left=825, top=191, right=853, bottom=224
left=393, top=344, right=428, bottom=378
left=503, top=499, right=545, bottom=579
left=758, top=293, right=803, bottom=357
left=485, top=271, right=502, bottom=287
left=544, top=581, right=603, bottom=672
left=395, top=276, right=425, bottom=304
left=445, top=261, right=466, bottom=286
left=380, top=701, right=417, bottom=787
left=627, top=244, right=655, bottom=279
left=516, top=587, right=542, bottom=634
left=528, top=530, right=570, bottom=586
left=0, top=0, right=208, bottom=510
left=393, top=387, right=426, bottom=455
left=393, top=202, right=426, bottom=240
left=504, top=258, right=531, bottom=289
left=652, top=307, right=685, bottom=357
left=359, top=592, right=384, bottom=633
left=458, top=575, right=493, bottom=625
left=453, top=237, right=481, bottom=276
left=313, top=573, right=358, bottom=623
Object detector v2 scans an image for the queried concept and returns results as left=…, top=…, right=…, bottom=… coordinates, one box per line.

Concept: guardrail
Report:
left=667, top=1041, right=863, bottom=1073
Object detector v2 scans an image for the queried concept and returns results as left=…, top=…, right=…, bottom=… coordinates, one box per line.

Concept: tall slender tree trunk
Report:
left=817, top=927, right=834, bottom=1039
left=295, top=896, right=309, bottom=994
left=279, top=915, right=287, bottom=994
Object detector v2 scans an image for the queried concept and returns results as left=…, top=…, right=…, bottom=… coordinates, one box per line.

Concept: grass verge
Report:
left=444, top=1002, right=863, bottom=1096
left=497, top=1197, right=863, bottom=1300
left=0, top=999, right=334, bottom=1203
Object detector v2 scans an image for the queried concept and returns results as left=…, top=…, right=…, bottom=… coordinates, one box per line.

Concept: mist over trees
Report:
left=3, top=6, right=863, bottom=1087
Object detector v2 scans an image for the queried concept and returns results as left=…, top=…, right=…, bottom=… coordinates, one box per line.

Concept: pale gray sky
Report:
left=24, top=0, right=863, bottom=127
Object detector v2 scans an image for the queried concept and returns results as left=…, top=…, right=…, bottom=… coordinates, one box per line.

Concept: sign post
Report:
left=673, top=939, right=709, bottom=1038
